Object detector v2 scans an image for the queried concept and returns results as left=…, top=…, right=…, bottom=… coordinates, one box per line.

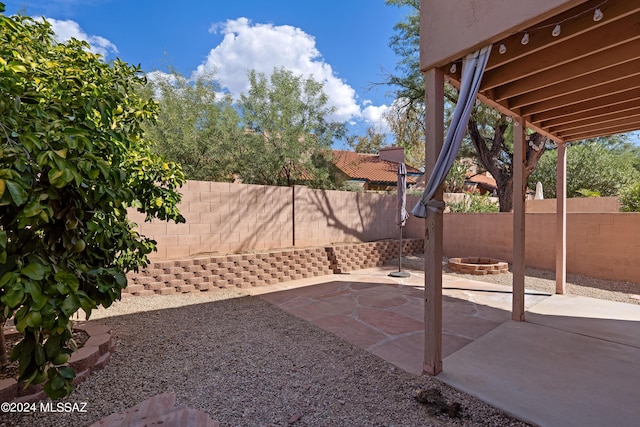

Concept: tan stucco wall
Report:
left=420, top=0, right=587, bottom=69
left=442, top=212, right=640, bottom=284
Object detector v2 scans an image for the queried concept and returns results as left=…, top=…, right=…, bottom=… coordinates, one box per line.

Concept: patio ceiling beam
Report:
left=525, top=80, right=640, bottom=120
left=483, top=0, right=640, bottom=72
left=509, top=58, right=640, bottom=110
left=492, top=37, right=640, bottom=102
left=429, top=0, right=640, bottom=143
left=482, top=12, right=640, bottom=92
left=543, top=104, right=640, bottom=131
left=520, top=78, right=640, bottom=117
left=469, top=90, right=564, bottom=144
left=447, top=75, right=563, bottom=143
left=557, top=116, right=640, bottom=140
left=562, top=123, right=640, bottom=142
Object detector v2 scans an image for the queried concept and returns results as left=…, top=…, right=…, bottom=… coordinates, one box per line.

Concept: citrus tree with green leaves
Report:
left=0, top=6, right=184, bottom=399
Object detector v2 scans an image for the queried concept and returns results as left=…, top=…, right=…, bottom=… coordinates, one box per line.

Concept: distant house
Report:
left=332, top=148, right=423, bottom=191
left=464, top=171, right=497, bottom=195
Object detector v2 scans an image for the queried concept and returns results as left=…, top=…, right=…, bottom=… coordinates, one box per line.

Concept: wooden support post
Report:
left=555, top=142, right=567, bottom=294
left=512, top=117, right=526, bottom=322
left=423, top=68, right=444, bottom=375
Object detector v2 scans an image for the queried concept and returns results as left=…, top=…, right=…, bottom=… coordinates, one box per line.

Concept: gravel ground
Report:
left=2, top=260, right=637, bottom=427
left=1, top=287, right=529, bottom=427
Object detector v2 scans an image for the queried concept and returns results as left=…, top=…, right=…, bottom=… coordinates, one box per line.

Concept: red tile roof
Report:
left=332, top=150, right=421, bottom=185
left=466, top=171, right=497, bottom=190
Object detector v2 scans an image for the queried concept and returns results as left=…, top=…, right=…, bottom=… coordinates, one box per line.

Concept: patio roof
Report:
left=426, top=0, right=640, bottom=143
left=419, top=0, right=640, bottom=377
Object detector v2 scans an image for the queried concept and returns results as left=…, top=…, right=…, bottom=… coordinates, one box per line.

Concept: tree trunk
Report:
left=497, top=176, right=514, bottom=213
left=467, top=117, right=547, bottom=213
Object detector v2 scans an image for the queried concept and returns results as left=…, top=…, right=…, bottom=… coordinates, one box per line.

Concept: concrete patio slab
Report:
left=527, top=294, right=640, bottom=348
left=439, top=320, right=640, bottom=427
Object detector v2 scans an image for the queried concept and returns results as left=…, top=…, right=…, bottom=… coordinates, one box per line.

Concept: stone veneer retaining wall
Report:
left=124, top=239, right=424, bottom=297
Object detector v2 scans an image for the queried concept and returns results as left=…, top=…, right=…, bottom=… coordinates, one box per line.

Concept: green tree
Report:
left=142, top=70, right=241, bottom=181
left=385, top=0, right=548, bottom=212
left=447, top=193, right=499, bottom=213
left=443, top=160, right=467, bottom=193
left=384, top=0, right=426, bottom=170
left=0, top=8, right=184, bottom=399
left=528, top=140, right=640, bottom=198
left=467, top=112, right=548, bottom=212
left=346, top=125, right=387, bottom=154
left=385, top=0, right=422, bottom=110
left=238, top=67, right=346, bottom=188
left=384, top=99, right=425, bottom=169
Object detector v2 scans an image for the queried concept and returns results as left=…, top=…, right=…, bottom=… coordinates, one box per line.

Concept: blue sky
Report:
left=4, top=0, right=410, bottom=140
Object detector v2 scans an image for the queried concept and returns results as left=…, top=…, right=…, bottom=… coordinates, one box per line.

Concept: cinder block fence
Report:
left=126, top=180, right=639, bottom=287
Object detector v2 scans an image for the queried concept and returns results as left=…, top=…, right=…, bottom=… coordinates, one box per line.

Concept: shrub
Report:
left=619, top=182, right=640, bottom=212
left=448, top=193, right=499, bottom=213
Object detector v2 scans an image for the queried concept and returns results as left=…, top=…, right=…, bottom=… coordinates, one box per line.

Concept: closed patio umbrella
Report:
left=390, top=163, right=410, bottom=278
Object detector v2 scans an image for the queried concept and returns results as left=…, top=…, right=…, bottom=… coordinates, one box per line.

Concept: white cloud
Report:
left=195, top=17, right=362, bottom=123
left=45, top=18, right=118, bottom=57
left=146, top=70, right=177, bottom=86
left=362, top=103, right=391, bottom=133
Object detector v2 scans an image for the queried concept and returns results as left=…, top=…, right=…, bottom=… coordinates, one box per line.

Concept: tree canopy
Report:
left=0, top=7, right=184, bottom=399
left=141, top=70, right=241, bottom=182
left=528, top=139, right=640, bottom=199
left=144, top=67, right=346, bottom=188
left=237, top=67, right=346, bottom=187
left=345, top=126, right=387, bottom=155
left=384, top=100, right=425, bottom=169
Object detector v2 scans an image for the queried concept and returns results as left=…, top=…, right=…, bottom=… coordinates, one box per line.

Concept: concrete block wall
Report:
left=124, top=239, right=424, bottom=296
left=525, top=197, right=619, bottom=213
left=128, top=180, right=424, bottom=260
left=126, top=179, right=638, bottom=285
left=128, top=181, right=293, bottom=259
left=568, top=214, right=640, bottom=283
left=328, top=239, right=424, bottom=273
left=442, top=212, right=640, bottom=284
left=293, top=186, right=414, bottom=247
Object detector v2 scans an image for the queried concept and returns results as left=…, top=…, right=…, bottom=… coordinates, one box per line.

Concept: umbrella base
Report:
left=388, top=271, right=410, bottom=278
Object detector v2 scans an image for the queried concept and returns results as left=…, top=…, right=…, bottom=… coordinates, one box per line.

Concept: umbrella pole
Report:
left=389, top=225, right=410, bottom=277
left=399, top=226, right=403, bottom=271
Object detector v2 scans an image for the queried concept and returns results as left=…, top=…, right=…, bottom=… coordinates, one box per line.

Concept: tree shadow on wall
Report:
left=303, top=187, right=399, bottom=243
